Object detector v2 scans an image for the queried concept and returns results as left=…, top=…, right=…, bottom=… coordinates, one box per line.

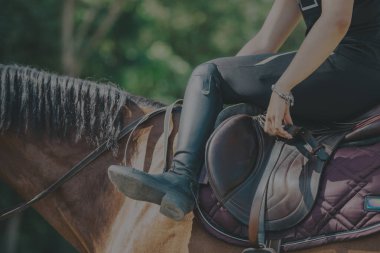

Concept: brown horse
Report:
left=0, top=64, right=380, bottom=253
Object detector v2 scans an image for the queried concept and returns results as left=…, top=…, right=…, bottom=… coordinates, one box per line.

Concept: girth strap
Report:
left=248, top=141, right=285, bottom=248
left=247, top=123, right=330, bottom=251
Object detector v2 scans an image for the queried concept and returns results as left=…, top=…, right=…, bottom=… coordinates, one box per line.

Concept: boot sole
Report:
left=108, top=165, right=165, bottom=205
left=160, top=192, right=194, bottom=221
left=108, top=165, right=194, bottom=221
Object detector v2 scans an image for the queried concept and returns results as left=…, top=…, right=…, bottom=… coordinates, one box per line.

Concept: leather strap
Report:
left=280, top=125, right=329, bottom=161
left=248, top=123, right=328, bottom=250
left=122, top=100, right=182, bottom=168
left=248, top=140, right=285, bottom=247
left=267, top=239, right=281, bottom=252
left=0, top=103, right=181, bottom=221
left=162, top=99, right=183, bottom=171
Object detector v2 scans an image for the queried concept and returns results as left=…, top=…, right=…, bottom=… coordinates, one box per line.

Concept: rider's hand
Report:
left=264, top=89, right=294, bottom=139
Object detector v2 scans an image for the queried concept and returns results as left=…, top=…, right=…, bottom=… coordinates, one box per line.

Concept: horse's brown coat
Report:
left=1, top=96, right=380, bottom=252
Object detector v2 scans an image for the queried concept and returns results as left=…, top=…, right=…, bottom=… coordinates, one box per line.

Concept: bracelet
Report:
left=271, top=85, right=295, bottom=107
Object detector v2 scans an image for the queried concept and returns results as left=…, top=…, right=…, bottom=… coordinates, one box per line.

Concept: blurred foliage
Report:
left=0, top=0, right=306, bottom=252
left=0, top=0, right=305, bottom=103
left=0, top=182, right=77, bottom=253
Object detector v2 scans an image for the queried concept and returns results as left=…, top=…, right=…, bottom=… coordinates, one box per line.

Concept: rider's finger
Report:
left=264, top=114, right=269, bottom=132
left=274, top=114, right=292, bottom=139
left=274, top=122, right=285, bottom=137
left=265, top=115, right=275, bottom=136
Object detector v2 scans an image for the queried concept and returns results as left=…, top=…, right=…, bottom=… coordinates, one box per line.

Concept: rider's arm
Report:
left=275, top=0, right=354, bottom=93
left=237, top=0, right=302, bottom=56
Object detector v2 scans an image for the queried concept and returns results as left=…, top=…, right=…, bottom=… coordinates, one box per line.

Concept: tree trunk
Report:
left=61, top=0, right=128, bottom=77
left=61, top=0, right=79, bottom=76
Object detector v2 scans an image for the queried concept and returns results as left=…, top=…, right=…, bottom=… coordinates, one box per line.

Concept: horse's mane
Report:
left=0, top=64, right=164, bottom=146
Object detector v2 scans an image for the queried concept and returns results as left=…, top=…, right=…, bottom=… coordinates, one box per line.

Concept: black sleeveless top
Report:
left=298, top=0, right=380, bottom=69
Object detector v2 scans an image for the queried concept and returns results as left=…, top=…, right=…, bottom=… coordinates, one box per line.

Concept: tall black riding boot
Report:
left=108, top=63, right=224, bottom=221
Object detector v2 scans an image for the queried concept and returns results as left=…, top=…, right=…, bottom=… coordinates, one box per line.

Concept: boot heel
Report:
left=160, top=192, right=194, bottom=221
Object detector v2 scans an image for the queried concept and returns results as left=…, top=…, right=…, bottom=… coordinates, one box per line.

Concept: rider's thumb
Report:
left=284, top=107, right=294, bottom=125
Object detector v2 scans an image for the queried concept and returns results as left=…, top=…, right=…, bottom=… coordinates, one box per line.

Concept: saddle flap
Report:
left=206, top=115, right=260, bottom=200
left=206, top=113, right=349, bottom=230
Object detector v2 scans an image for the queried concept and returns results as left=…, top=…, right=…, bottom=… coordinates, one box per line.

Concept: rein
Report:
left=0, top=101, right=182, bottom=221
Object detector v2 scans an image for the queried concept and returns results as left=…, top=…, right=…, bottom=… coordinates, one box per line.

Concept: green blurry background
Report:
left=0, top=0, right=305, bottom=252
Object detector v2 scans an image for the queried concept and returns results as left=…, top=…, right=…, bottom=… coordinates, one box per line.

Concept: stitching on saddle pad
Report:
left=299, top=167, right=376, bottom=237
left=283, top=222, right=380, bottom=248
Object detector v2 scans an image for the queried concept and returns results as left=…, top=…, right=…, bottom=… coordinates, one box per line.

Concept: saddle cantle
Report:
left=202, top=103, right=380, bottom=251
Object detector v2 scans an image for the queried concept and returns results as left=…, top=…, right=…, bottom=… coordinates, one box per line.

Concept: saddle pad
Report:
left=195, top=140, right=380, bottom=251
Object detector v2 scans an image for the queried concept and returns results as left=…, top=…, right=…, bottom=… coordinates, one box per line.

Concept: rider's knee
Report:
left=191, top=62, right=219, bottom=76
left=187, top=63, right=222, bottom=94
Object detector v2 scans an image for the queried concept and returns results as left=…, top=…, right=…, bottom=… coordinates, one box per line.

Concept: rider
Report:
left=109, top=0, right=380, bottom=221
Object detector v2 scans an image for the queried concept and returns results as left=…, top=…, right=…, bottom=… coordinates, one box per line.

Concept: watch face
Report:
left=298, top=0, right=320, bottom=11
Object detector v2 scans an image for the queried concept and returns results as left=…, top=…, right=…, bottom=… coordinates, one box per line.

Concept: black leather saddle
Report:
left=204, top=103, right=380, bottom=250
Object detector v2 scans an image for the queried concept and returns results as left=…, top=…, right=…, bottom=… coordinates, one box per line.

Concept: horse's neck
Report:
left=0, top=102, right=137, bottom=252
left=101, top=110, right=194, bottom=253
left=0, top=107, right=193, bottom=253
left=0, top=131, right=125, bottom=252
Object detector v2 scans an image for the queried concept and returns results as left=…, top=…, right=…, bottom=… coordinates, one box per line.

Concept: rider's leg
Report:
left=213, top=52, right=380, bottom=123
left=108, top=63, right=225, bottom=221
left=109, top=50, right=380, bottom=221
left=107, top=52, right=307, bottom=222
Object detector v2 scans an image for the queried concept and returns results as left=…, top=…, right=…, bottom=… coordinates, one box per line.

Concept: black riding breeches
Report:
left=172, top=50, right=380, bottom=173
left=195, top=51, right=380, bottom=125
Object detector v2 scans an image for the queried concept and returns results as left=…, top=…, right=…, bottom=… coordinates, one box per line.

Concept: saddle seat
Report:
left=214, top=103, right=380, bottom=146
left=202, top=103, right=380, bottom=241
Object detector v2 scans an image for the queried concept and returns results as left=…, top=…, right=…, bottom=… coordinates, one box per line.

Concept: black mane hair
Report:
left=0, top=64, right=164, bottom=145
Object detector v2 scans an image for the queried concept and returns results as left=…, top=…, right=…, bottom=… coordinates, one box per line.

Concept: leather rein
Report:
left=0, top=101, right=182, bottom=221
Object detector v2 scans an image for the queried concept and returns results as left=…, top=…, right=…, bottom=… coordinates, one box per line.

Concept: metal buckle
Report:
left=242, top=248, right=276, bottom=253
left=298, top=0, right=319, bottom=11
